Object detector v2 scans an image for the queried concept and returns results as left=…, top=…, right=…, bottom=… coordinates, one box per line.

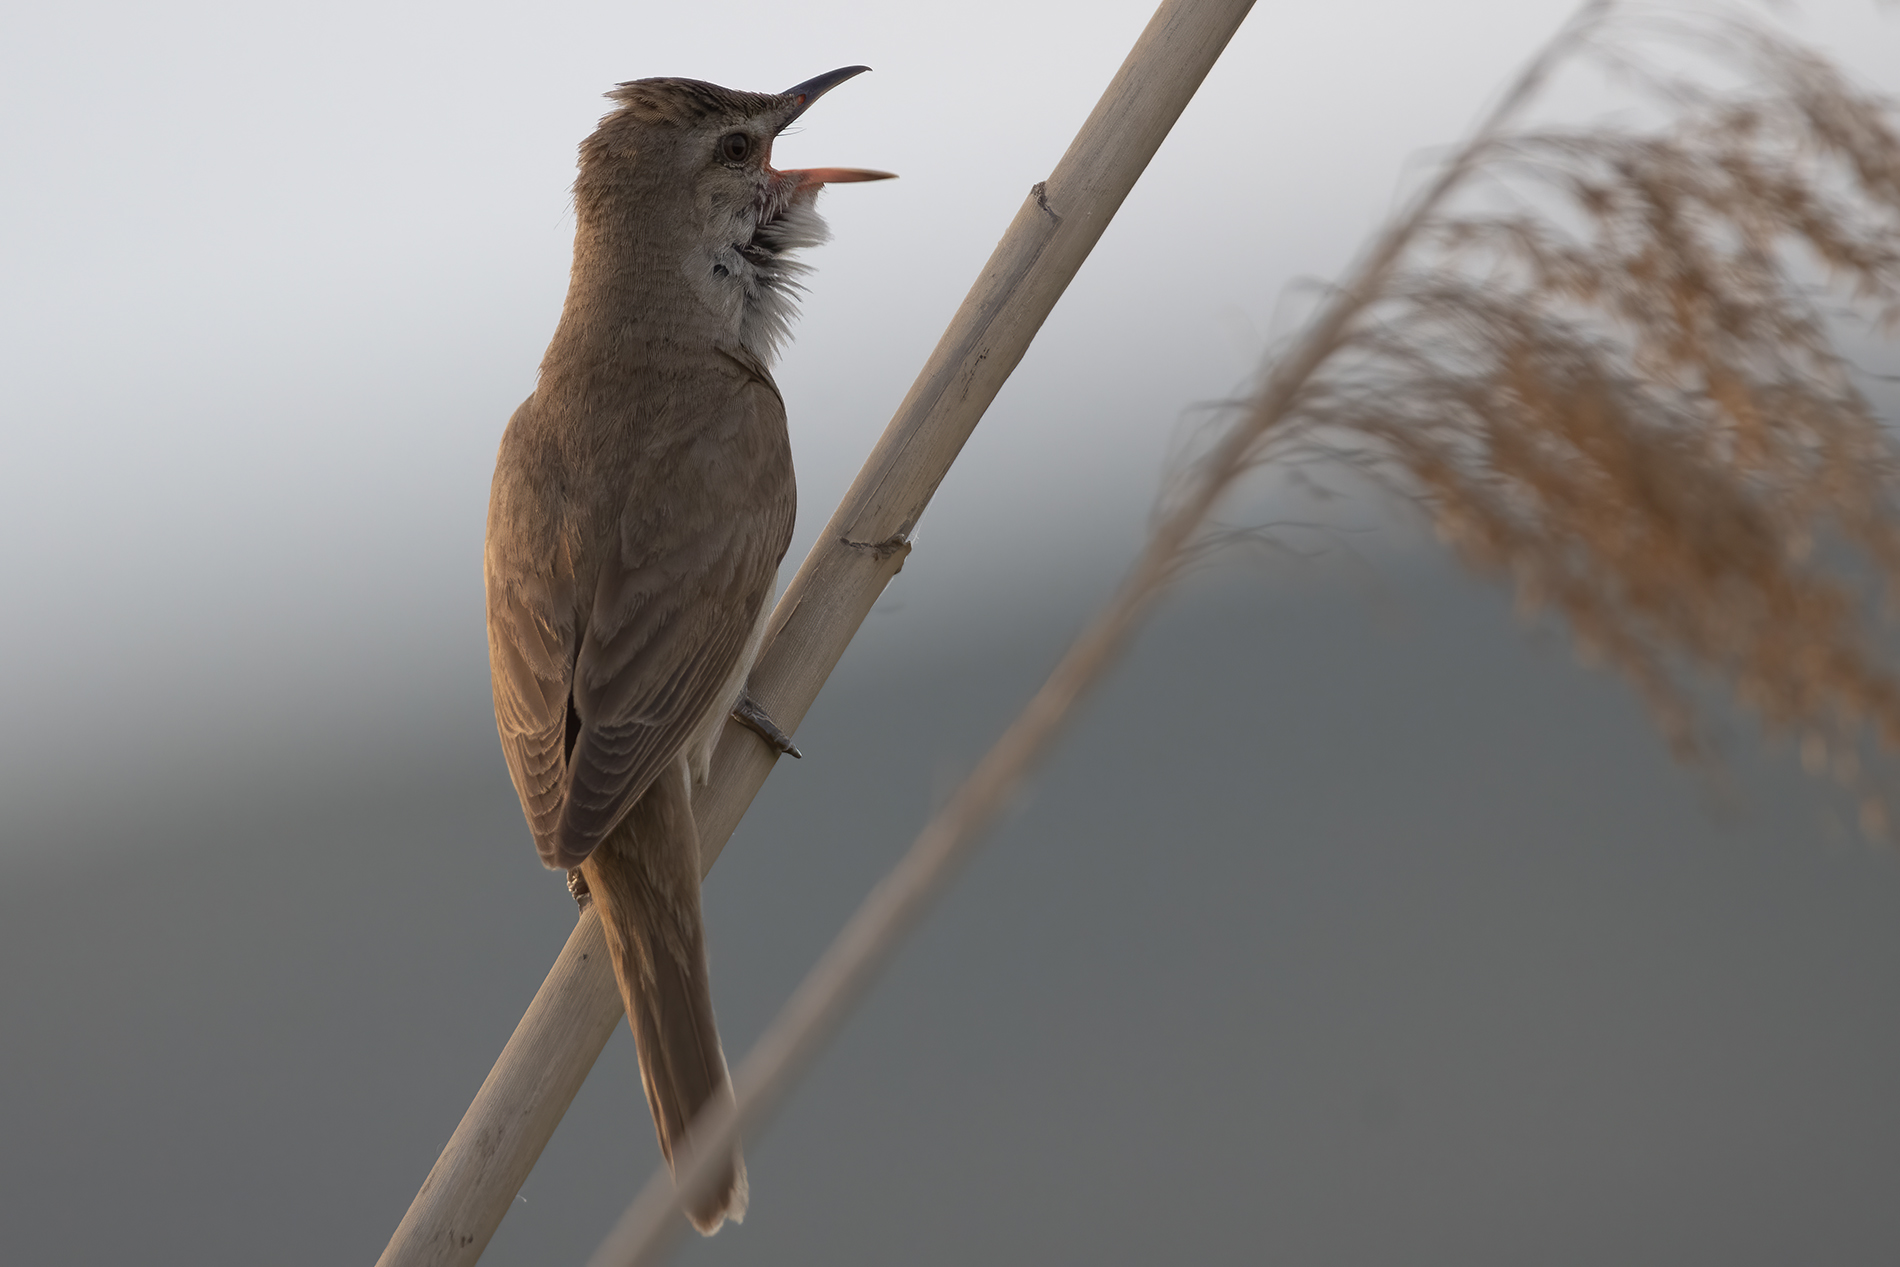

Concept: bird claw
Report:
left=732, top=688, right=802, bottom=759
left=567, top=867, right=593, bottom=912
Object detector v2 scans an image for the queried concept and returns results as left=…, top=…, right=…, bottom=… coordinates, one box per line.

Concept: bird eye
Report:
left=719, top=132, right=751, bottom=163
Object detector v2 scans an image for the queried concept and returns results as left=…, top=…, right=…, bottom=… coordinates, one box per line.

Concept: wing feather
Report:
left=487, top=565, right=577, bottom=848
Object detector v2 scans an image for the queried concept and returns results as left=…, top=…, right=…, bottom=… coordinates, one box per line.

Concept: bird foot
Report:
left=732, top=688, right=802, bottom=759
left=567, top=867, right=592, bottom=912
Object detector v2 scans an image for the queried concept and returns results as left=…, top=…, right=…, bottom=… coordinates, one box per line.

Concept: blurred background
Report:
left=4, top=0, right=1900, bottom=1262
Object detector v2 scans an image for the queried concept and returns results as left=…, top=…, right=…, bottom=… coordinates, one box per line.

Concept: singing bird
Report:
left=484, top=68, right=892, bottom=1233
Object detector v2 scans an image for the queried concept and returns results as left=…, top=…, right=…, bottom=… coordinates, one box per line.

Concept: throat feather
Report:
left=724, top=194, right=829, bottom=366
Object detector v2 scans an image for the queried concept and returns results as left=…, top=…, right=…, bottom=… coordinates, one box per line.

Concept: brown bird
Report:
left=483, top=67, right=892, bottom=1233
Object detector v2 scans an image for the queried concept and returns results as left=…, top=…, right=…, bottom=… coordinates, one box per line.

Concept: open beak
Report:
left=775, top=65, right=897, bottom=194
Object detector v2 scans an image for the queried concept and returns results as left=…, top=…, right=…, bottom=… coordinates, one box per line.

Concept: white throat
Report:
left=695, top=191, right=830, bottom=367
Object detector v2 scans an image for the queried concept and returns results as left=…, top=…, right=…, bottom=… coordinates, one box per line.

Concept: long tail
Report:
left=579, top=756, right=748, bottom=1235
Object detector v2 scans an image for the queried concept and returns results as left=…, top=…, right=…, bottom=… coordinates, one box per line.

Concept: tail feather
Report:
left=580, top=757, right=747, bottom=1235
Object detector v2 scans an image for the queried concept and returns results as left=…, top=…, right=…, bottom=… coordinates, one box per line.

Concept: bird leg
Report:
left=731, top=688, right=802, bottom=759
left=567, top=867, right=593, bottom=911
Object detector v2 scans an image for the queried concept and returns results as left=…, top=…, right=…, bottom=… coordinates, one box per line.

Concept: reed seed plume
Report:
left=1216, top=7, right=1900, bottom=826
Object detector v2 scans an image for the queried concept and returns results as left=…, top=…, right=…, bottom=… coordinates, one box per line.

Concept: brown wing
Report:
left=487, top=370, right=794, bottom=871
left=486, top=392, right=579, bottom=856
left=551, top=523, right=778, bottom=868
left=487, top=559, right=578, bottom=854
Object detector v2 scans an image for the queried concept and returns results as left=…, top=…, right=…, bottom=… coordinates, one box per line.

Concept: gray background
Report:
left=4, top=1, right=1900, bottom=1263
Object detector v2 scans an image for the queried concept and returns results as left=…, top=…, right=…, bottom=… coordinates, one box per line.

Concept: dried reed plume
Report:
left=1227, top=7, right=1900, bottom=824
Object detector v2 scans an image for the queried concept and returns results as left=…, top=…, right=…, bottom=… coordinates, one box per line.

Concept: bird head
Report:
left=576, top=67, right=894, bottom=362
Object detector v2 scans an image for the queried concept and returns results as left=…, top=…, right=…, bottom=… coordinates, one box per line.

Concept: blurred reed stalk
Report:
left=377, top=2, right=1259, bottom=1263
left=589, top=1, right=1900, bottom=1261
